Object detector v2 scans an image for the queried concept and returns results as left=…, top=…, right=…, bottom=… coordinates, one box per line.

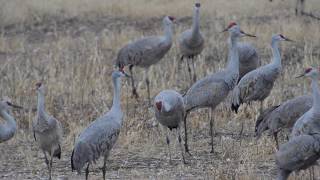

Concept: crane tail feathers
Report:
left=71, top=149, right=75, bottom=171
left=53, top=144, right=61, bottom=159
left=230, top=87, right=241, bottom=113
left=255, top=105, right=279, bottom=138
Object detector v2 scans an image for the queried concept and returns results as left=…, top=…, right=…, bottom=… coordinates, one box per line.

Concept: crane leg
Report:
left=259, top=101, right=264, bottom=114
left=102, top=156, right=107, bottom=180
left=144, top=68, right=151, bottom=105
left=191, top=57, right=197, bottom=83
left=183, top=113, right=191, bottom=155
left=209, top=107, right=215, bottom=153
left=274, top=132, right=279, bottom=150
left=177, top=127, right=186, bottom=164
left=186, top=58, right=193, bottom=86
left=129, top=65, right=139, bottom=99
left=48, top=151, right=54, bottom=180
left=85, top=163, right=90, bottom=180
left=166, top=129, right=172, bottom=164
left=43, top=151, right=50, bottom=171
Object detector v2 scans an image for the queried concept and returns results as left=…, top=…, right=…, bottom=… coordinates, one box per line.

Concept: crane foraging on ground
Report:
left=71, top=69, right=129, bottom=180
left=183, top=22, right=256, bottom=153
left=33, top=82, right=63, bottom=180
left=179, top=3, right=204, bottom=84
left=154, top=90, right=185, bottom=163
left=0, top=99, right=22, bottom=143
left=255, top=95, right=312, bottom=149
left=237, top=42, right=260, bottom=81
left=291, top=67, right=320, bottom=137
left=115, top=16, right=175, bottom=104
left=231, top=34, right=293, bottom=114
left=276, top=67, right=320, bottom=180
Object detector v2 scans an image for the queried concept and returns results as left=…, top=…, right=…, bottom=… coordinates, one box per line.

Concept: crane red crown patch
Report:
left=305, top=67, right=313, bottom=74
left=227, top=22, right=237, bottom=29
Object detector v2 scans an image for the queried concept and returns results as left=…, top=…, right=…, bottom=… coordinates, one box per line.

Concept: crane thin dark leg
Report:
left=85, top=163, right=90, bottom=180
left=177, top=127, right=186, bottom=164
left=166, top=130, right=172, bottom=164
left=184, top=113, right=191, bottom=155
left=129, top=65, right=139, bottom=98
left=102, top=156, right=107, bottom=180
left=191, top=56, right=197, bottom=83
left=210, top=107, right=215, bottom=153
left=274, top=132, right=279, bottom=150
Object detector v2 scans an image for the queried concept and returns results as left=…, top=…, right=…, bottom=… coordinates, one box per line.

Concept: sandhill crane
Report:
left=179, top=3, right=204, bottom=84
left=154, top=90, right=185, bottom=163
left=291, top=67, right=320, bottom=137
left=275, top=134, right=320, bottom=180
left=255, top=95, right=312, bottom=149
left=115, top=16, right=175, bottom=104
left=183, top=22, right=256, bottom=153
left=0, top=99, right=22, bottom=143
left=237, top=42, right=260, bottom=81
left=71, top=69, right=129, bottom=180
left=33, top=82, right=63, bottom=180
left=275, top=67, right=320, bottom=180
left=231, top=34, right=293, bottom=114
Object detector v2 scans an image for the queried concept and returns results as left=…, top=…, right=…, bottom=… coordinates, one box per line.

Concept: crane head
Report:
left=279, top=34, right=294, bottom=42
left=168, top=16, right=176, bottom=22
left=221, top=22, right=237, bottom=32
left=35, top=82, right=42, bottom=90
left=296, top=67, right=318, bottom=78
left=155, top=101, right=162, bottom=111
left=195, top=3, right=201, bottom=8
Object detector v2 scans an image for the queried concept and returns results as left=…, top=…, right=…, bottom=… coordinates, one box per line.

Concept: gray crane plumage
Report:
left=115, top=16, right=175, bottom=104
left=0, top=100, right=22, bottom=143
left=291, top=68, right=320, bottom=137
left=33, top=83, right=63, bottom=180
left=275, top=134, right=320, bottom=180
left=255, top=95, right=312, bottom=149
left=71, top=70, right=127, bottom=180
left=183, top=22, right=255, bottom=153
left=237, top=42, right=260, bottom=81
left=275, top=67, right=320, bottom=180
left=179, top=3, right=204, bottom=84
left=231, top=34, right=292, bottom=113
left=154, top=90, right=185, bottom=163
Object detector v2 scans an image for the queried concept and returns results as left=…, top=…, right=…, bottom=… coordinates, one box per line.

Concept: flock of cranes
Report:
left=0, top=2, right=319, bottom=180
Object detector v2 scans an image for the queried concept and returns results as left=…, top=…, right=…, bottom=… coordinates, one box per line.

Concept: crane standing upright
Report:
left=33, top=82, right=63, bottom=180
left=179, top=3, right=204, bottom=84
left=71, top=69, right=129, bottom=180
left=276, top=67, right=320, bottom=180
left=183, top=22, right=256, bottom=153
left=231, top=34, right=293, bottom=114
left=115, top=16, right=175, bottom=104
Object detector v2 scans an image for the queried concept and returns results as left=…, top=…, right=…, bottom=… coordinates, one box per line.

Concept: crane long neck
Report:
left=226, top=36, right=239, bottom=74
left=311, top=76, right=320, bottom=109
left=111, top=77, right=122, bottom=113
left=191, top=9, right=200, bottom=38
left=0, top=110, right=16, bottom=128
left=37, top=91, right=47, bottom=118
left=271, top=40, right=281, bottom=67
left=164, top=23, right=173, bottom=42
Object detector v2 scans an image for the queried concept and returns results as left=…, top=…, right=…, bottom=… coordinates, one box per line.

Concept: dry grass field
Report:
left=0, top=0, right=320, bottom=179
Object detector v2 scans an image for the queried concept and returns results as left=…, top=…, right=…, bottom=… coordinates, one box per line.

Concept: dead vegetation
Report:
left=0, top=0, right=320, bottom=179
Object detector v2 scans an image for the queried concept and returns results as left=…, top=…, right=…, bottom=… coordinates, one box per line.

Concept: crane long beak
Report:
left=295, top=74, right=305, bottom=78
left=284, top=37, right=295, bottom=42
left=7, top=102, right=23, bottom=109
left=220, top=28, right=228, bottom=33
left=241, top=30, right=256, bottom=37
